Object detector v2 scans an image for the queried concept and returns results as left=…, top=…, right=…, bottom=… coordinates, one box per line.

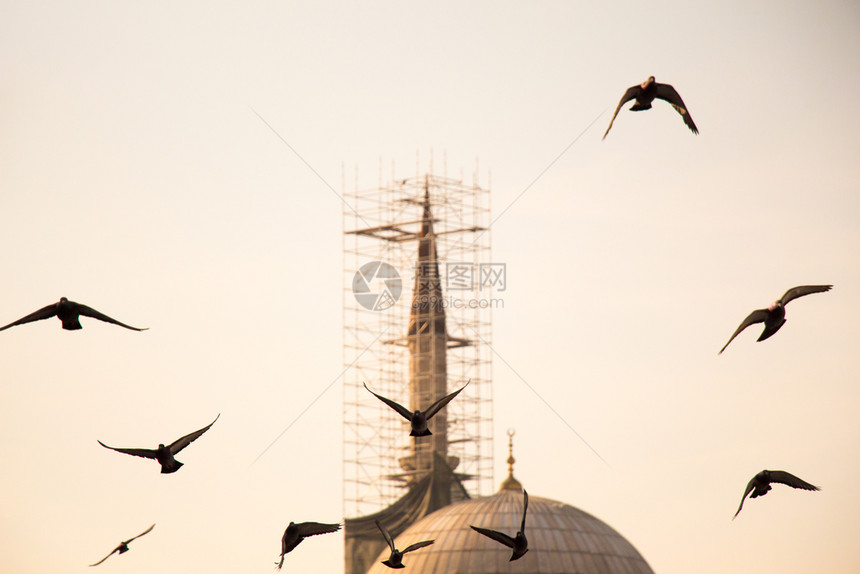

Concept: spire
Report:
left=407, top=178, right=445, bottom=337
left=400, top=177, right=455, bottom=491
left=499, top=428, right=523, bottom=491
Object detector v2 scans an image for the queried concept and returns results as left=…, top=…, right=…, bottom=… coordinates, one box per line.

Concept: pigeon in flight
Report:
left=603, top=76, right=698, bottom=139
left=375, top=519, right=434, bottom=569
left=89, top=524, right=154, bottom=567
left=98, top=414, right=219, bottom=474
left=719, top=285, right=832, bottom=354
left=363, top=380, right=469, bottom=437
left=0, top=297, right=147, bottom=332
left=734, top=470, right=820, bottom=519
left=276, top=521, right=341, bottom=570
left=470, top=489, right=529, bottom=561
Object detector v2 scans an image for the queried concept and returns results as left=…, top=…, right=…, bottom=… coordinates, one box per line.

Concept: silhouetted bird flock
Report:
left=2, top=74, right=832, bottom=568
left=606, top=77, right=826, bottom=523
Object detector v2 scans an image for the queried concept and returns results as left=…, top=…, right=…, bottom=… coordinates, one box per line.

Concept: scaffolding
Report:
left=343, top=170, right=494, bottom=518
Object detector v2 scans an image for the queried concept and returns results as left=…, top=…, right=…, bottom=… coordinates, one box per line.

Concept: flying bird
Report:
left=363, top=380, right=469, bottom=437
left=375, top=519, right=434, bottom=569
left=89, top=524, right=154, bottom=567
left=470, top=489, right=529, bottom=561
left=98, top=414, right=220, bottom=474
left=734, top=470, right=820, bottom=519
left=0, top=297, right=147, bottom=332
left=276, top=521, right=341, bottom=570
left=603, top=76, right=698, bottom=139
left=719, top=285, right=832, bottom=354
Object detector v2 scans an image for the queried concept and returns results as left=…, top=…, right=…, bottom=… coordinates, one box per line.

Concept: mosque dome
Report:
left=365, top=434, right=654, bottom=574
left=364, top=488, right=654, bottom=574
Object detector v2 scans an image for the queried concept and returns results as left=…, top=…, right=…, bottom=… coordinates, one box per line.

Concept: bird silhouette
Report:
left=375, top=519, right=434, bottom=569
left=470, top=489, right=529, bottom=561
left=0, top=297, right=147, bottom=332
left=363, top=380, right=469, bottom=437
left=98, top=414, right=219, bottom=473
left=89, top=524, right=154, bottom=566
left=603, top=76, right=698, bottom=139
left=734, top=470, right=820, bottom=518
left=276, top=521, right=341, bottom=570
left=719, top=285, right=832, bottom=354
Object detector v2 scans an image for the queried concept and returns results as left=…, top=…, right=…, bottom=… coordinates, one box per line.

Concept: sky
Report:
left=1, top=1, right=859, bottom=573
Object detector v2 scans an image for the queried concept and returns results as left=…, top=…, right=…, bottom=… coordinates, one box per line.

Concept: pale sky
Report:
left=2, top=1, right=859, bottom=573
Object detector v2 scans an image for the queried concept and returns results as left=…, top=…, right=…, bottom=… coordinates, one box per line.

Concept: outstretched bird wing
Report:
left=779, top=285, right=832, bottom=306
left=279, top=522, right=340, bottom=563
left=402, top=539, right=435, bottom=554
left=768, top=470, right=820, bottom=492
left=471, top=525, right=515, bottom=549
left=124, top=524, right=155, bottom=544
left=76, top=303, right=148, bottom=331
left=89, top=546, right=120, bottom=567
left=602, top=85, right=642, bottom=140
left=424, top=380, right=470, bottom=420
left=520, top=489, right=529, bottom=533
left=375, top=519, right=396, bottom=552
left=0, top=303, right=58, bottom=331
left=295, top=521, right=342, bottom=537
left=168, top=414, right=220, bottom=455
left=654, top=83, right=698, bottom=134
left=719, top=309, right=769, bottom=354
left=364, top=383, right=413, bottom=421
left=733, top=477, right=757, bottom=519
left=97, top=441, right=158, bottom=460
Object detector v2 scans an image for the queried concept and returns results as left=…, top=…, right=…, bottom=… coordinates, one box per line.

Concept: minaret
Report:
left=343, top=173, right=488, bottom=574
left=398, top=177, right=458, bottom=492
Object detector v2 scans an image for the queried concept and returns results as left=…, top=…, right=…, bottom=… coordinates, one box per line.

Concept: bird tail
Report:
left=410, top=429, right=432, bottom=437
left=750, top=485, right=771, bottom=499
left=61, top=317, right=83, bottom=330
left=757, top=319, right=786, bottom=342
left=160, top=461, right=184, bottom=474
left=511, top=548, right=529, bottom=561
left=629, top=102, right=652, bottom=111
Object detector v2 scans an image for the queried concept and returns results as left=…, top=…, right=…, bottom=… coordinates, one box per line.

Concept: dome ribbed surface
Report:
left=365, top=489, right=654, bottom=574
